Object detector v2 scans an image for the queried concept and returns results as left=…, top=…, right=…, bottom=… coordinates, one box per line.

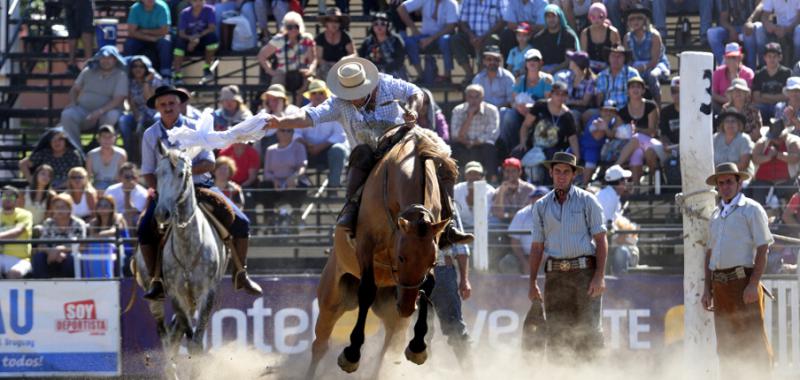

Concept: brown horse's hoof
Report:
left=404, top=346, right=428, bottom=365
left=337, top=351, right=359, bottom=373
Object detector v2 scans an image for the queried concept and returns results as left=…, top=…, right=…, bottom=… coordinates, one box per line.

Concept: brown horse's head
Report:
left=394, top=205, right=448, bottom=317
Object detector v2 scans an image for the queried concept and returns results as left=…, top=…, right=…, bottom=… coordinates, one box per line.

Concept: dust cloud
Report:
left=167, top=330, right=780, bottom=380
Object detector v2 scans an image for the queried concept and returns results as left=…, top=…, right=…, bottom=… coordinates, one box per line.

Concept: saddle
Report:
left=155, top=188, right=235, bottom=246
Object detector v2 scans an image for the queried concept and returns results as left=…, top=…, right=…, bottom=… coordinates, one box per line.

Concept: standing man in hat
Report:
left=594, top=44, right=641, bottom=109
left=702, top=162, right=773, bottom=378
left=528, top=151, right=607, bottom=359
left=138, top=85, right=262, bottom=300
left=263, top=56, right=473, bottom=247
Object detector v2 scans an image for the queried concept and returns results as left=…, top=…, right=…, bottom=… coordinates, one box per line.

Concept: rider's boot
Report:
left=336, top=165, right=371, bottom=235
left=141, top=244, right=165, bottom=300
left=232, top=238, right=263, bottom=295
left=437, top=175, right=475, bottom=249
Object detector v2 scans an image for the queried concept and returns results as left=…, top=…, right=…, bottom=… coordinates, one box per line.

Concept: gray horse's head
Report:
left=154, top=142, right=193, bottom=224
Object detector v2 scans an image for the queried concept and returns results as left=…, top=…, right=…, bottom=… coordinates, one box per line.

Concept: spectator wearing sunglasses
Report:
left=358, top=12, right=408, bottom=80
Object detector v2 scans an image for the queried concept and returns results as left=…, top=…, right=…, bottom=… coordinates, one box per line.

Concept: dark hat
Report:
left=319, top=6, right=350, bottom=27
left=624, top=3, right=652, bottom=21
left=551, top=80, right=569, bottom=92
left=483, top=45, right=502, bottom=58
left=767, top=118, right=787, bottom=139
left=567, top=50, right=590, bottom=70
left=605, top=44, right=630, bottom=61
left=542, top=152, right=583, bottom=171
left=765, top=42, right=782, bottom=55
left=705, top=162, right=751, bottom=186
left=372, top=12, right=389, bottom=21
left=717, top=106, right=746, bottom=126
left=147, top=85, right=190, bottom=109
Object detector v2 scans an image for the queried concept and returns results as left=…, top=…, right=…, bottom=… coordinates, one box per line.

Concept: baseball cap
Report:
left=502, top=157, right=522, bottom=169
left=483, top=45, right=502, bottom=58
left=670, top=76, right=680, bottom=87
left=524, top=48, right=543, bottom=61
left=515, top=22, right=532, bottom=34
left=785, top=76, right=800, bottom=92
left=765, top=42, right=782, bottom=55
left=464, top=161, right=484, bottom=175
left=605, top=164, right=632, bottom=182
left=724, top=42, right=742, bottom=58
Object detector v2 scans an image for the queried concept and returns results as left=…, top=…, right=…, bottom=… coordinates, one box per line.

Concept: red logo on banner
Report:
left=55, top=300, right=108, bottom=335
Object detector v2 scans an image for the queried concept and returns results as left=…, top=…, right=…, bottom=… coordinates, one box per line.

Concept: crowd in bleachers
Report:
left=10, top=0, right=800, bottom=278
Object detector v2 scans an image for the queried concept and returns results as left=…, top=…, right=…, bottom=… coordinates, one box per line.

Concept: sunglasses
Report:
left=373, top=20, right=389, bottom=26
left=309, top=91, right=326, bottom=96
left=70, top=175, right=85, bottom=180
left=123, top=174, right=136, bottom=180
left=1, top=194, right=17, bottom=200
left=285, top=24, right=299, bottom=30
left=131, top=64, right=145, bottom=69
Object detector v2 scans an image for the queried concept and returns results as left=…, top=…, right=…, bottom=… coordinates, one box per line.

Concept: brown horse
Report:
left=305, top=126, right=456, bottom=378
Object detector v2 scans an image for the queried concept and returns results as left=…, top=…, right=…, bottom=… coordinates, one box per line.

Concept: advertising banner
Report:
left=0, top=280, right=120, bottom=377
left=120, top=273, right=684, bottom=376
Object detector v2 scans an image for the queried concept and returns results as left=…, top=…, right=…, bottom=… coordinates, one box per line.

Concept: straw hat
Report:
left=542, top=152, right=583, bottom=171
left=261, top=84, right=288, bottom=100
left=303, top=78, right=331, bottom=99
left=705, top=162, right=751, bottom=186
left=327, top=56, right=380, bottom=100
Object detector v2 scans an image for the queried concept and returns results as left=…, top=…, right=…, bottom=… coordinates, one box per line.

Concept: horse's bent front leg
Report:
left=406, top=274, right=435, bottom=365
left=338, top=265, right=377, bottom=373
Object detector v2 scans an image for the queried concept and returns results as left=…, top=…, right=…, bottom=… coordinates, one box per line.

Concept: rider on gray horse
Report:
left=264, top=57, right=473, bottom=247
left=138, top=86, right=262, bottom=300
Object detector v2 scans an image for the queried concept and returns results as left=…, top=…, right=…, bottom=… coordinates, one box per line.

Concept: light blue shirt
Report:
left=708, top=193, right=773, bottom=270
left=402, top=0, right=460, bottom=35
left=472, top=68, right=516, bottom=108
left=531, top=186, right=607, bottom=259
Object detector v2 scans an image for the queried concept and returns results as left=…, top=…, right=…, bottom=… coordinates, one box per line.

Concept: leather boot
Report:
left=438, top=175, right=474, bottom=249
left=232, top=238, right=263, bottom=295
left=141, top=244, right=164, bottom=300
left=336, top=165, right=371, bottom=234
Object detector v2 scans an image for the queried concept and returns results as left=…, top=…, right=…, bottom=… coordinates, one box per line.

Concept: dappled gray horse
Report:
left=133, top=143, right=227, bottom=379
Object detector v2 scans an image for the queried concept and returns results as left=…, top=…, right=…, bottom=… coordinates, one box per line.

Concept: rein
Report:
left=173, top=169, right=198, bottom=229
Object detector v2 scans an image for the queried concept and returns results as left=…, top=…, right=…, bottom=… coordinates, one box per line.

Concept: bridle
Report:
left=162, top=154, right=197, bottom=229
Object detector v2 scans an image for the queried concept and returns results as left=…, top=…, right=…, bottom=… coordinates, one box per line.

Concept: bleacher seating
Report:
left=0, top=1, right=742, bottom=273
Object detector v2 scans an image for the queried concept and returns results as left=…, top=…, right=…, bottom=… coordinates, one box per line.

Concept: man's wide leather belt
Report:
left=712, top=266, right=752, bottom=283
left=546, top=256, right=596, bottom=272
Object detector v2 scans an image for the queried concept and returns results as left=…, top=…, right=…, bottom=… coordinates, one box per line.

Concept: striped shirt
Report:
left=458, top=0, right=506, bottom=37
left=305, top=73, right=422, bottom=148
left=531, top=186, right=607, bottom=259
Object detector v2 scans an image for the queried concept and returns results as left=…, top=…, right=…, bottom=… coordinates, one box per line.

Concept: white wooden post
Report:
left=473, top=180, right=489, bottom=271
left=679, top=51, right=718, bottom=378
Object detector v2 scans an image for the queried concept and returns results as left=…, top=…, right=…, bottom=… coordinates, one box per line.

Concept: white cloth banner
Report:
left=0, top=281, right=120, bottom=377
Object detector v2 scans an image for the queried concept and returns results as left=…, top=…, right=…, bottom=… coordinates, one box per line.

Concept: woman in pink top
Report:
left=712, top=42, right=755, bottom=109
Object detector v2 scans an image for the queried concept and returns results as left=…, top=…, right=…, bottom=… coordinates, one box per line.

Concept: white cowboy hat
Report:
left=327, top=56, right=380, bottom=100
